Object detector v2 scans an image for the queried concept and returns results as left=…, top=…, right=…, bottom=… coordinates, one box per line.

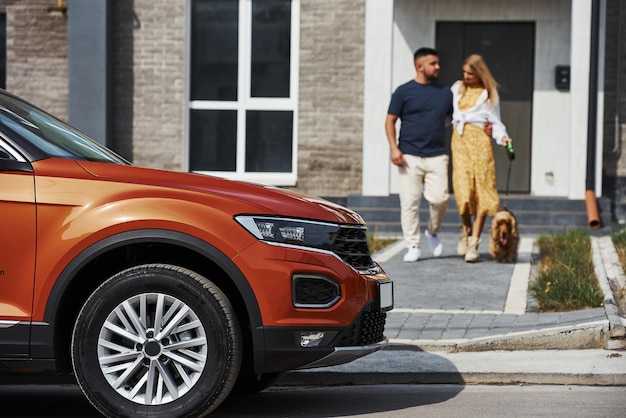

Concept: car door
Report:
left=0, top=140, right=36, bottom=357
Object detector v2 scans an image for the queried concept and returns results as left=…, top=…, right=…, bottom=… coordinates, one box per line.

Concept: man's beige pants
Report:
left=398, top=154, right=449, bottom=248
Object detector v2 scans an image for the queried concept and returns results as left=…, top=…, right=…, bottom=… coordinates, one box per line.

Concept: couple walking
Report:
left=385, top=47, right=513, bottom=263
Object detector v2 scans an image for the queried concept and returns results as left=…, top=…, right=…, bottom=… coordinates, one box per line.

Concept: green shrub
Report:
left=530, top=229, right=603, bottom=312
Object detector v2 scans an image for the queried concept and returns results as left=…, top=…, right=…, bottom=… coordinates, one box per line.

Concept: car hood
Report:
left=76, top=161, right=365, bottom=225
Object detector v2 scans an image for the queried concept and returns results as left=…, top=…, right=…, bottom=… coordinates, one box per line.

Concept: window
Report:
left=188, top=0, right=299, bottom=185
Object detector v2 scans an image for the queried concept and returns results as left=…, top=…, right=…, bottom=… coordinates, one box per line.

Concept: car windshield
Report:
left=0, top=92, right=128, bottom=164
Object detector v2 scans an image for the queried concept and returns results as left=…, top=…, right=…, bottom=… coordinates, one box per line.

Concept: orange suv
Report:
left=0, top=90, right=393, bottom=417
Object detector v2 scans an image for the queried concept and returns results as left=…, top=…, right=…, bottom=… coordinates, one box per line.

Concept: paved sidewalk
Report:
left=278, top=231, right=626, bottom=386
left=375, top=233, right=609, bottom=351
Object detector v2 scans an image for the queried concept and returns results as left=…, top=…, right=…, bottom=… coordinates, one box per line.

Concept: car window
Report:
left=0, top=93, right=129, bottom=164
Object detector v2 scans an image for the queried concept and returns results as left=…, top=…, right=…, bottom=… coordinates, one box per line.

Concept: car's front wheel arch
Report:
left=37, top=230, right=263, bottom=375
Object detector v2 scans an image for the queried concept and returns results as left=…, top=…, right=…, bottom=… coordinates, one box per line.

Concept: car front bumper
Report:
left=258, top=298, right=390, bottom=372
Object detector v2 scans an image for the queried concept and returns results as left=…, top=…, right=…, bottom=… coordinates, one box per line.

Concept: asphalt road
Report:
left=1, top=382, right=625, bottom=417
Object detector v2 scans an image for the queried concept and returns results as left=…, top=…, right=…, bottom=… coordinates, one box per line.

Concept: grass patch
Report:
left=611, top=229, right=626, bottom=314
left=611, top=228, right=626, bottom=269
left=367, top=234, right=396, bottom=254
left=530, top=229, right=603, bottom=312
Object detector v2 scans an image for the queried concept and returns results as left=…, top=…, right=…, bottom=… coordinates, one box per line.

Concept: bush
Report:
left=530, top=229, right=603, bottom=312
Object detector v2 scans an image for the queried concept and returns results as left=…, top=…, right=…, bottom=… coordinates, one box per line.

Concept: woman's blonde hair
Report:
left=460, top=54, right=499, bottom=104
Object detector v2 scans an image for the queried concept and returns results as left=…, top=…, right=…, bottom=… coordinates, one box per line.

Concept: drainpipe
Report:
left=585, top=0, right=601, bottom=229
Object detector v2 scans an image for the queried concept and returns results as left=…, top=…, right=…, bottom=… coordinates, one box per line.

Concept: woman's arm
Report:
left=486, top=100, right=511, bottom=145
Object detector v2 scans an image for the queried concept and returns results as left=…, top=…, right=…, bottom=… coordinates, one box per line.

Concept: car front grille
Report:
left=336, top=301, right=387, bottom=347
left=331, top=225, right=378, bottom=272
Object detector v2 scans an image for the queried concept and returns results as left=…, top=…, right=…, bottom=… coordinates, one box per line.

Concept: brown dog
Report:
left=489, top=209, right=519, bottom=263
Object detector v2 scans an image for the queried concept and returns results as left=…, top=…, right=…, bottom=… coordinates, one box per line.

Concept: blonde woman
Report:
left=451, top=54, right=513, bottom=262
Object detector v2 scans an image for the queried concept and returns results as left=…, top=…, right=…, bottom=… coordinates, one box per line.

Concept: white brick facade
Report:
left=4, top=0, right=67, bottom=120
left=122, top=0, right=185, bottom=171
left=296, top=0, right=365, bottom=196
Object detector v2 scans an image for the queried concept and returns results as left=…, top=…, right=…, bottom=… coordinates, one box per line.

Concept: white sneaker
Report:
left=425, top=229, right=443, bottom=257
left=403, top=245, right=421, bottom=262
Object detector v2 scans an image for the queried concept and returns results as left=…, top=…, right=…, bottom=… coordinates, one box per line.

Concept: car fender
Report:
left=33, top=194, right=259, bottom=314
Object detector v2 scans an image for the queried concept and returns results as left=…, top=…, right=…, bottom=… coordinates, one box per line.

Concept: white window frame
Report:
left=185, top=0, right=300, bottom=186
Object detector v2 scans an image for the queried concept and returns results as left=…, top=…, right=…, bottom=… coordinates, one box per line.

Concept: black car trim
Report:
left=0, top=124, right=48, bottom=162
left=0, top=158, right=33, bottom=173
left=36, top=229, right=264, bottom=367
left=0, top=322, right=30, bottom=358
left=260, top=326, right=388, bottom=372
left=297, top=340, right=388, bottom=369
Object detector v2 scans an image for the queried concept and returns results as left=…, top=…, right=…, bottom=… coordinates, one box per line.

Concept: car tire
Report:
left=71, top=263, right=242, bottom=418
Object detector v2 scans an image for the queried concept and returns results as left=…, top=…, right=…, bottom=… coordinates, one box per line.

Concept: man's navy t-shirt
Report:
left=387, top=80, right=453, bottom=158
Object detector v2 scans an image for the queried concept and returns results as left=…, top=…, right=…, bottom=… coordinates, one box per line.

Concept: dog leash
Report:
left=504, top=142, right=515, bottom=210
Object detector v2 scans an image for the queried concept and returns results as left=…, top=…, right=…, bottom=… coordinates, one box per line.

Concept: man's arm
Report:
left=385, top=114, right=405, bottom=167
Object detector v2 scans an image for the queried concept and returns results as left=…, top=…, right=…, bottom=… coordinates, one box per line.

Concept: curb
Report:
left=592, top=236, right=626, bottom=349
left=386, top=322, right=608, bottom=352
left=276, top=349, right=626, bottom=387
left=277, top=370, right=626, bottom=387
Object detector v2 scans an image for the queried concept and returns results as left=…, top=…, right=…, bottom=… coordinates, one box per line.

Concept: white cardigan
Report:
left=451, top=80, right=509, bottom=145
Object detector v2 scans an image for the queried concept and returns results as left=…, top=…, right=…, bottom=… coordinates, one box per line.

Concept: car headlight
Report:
left=235, top=216, right=340, bottom=250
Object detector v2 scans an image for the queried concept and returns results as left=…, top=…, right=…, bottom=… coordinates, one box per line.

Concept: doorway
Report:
left=436, top=22, right=535, bottom=193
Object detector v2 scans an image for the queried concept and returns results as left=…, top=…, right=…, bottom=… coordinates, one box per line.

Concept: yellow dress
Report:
left=451, top=86, right=500, bottom=217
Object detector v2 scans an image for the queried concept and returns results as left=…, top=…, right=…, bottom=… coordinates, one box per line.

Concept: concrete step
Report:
left=324, top=195, right=613, bottom=236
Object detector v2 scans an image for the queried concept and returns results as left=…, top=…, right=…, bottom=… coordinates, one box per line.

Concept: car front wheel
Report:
left=71, top=264, right=242, bottom=418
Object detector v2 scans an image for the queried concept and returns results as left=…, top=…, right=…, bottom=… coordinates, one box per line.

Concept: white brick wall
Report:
left=127, top=0, right=185, bottom=171
left=297, top=0, right=365, bottom=196
left=5, top=0, right=68, bottom=120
